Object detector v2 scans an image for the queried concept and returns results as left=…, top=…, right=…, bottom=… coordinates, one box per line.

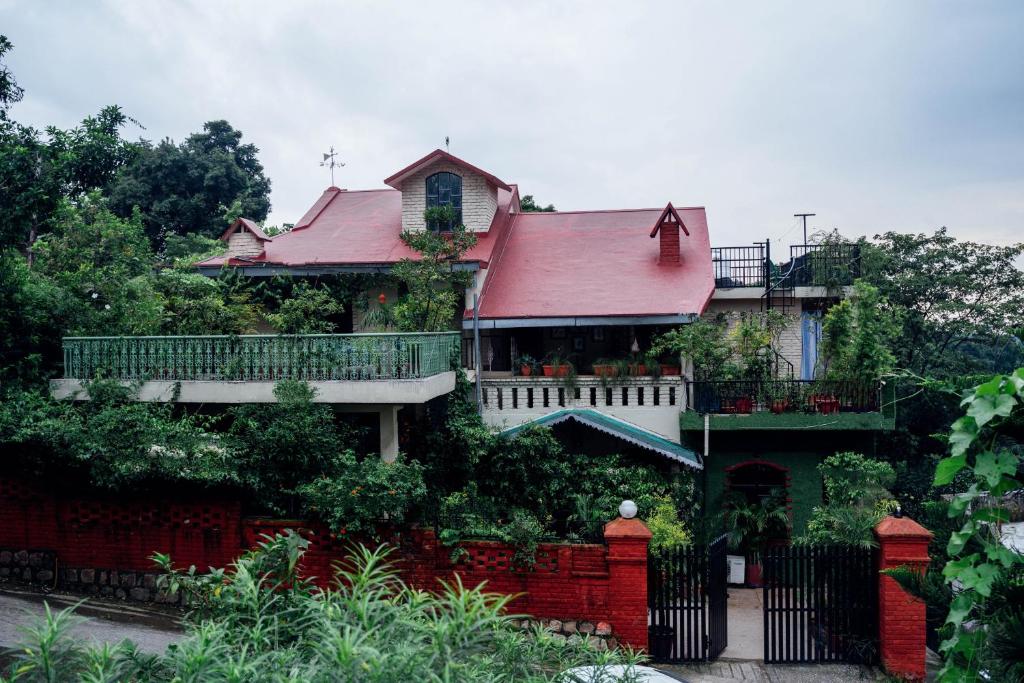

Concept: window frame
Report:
left=425, top=171, right=463, bottom=232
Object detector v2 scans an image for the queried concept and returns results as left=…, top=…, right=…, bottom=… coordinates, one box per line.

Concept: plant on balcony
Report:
left=514, top=354, right=539, bottom=377
left=650, top=315, right=731, bottom=380
left=541, top=352, right=573, bottom=378
left=591, top=358, right=617, bottom=378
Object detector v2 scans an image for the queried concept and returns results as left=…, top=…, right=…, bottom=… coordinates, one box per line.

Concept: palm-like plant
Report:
left=722, top=490, right=790, bottom=563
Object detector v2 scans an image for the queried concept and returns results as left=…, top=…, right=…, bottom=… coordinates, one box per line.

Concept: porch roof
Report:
left=498, top=408, right=702, bottom=469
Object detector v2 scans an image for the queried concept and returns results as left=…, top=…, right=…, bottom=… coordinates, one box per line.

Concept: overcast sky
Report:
left=3, top=1, right=1022, bottom=249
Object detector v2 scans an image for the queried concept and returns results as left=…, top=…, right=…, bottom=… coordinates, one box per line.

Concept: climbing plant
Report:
left=931, top=370, right=1024, bottom=681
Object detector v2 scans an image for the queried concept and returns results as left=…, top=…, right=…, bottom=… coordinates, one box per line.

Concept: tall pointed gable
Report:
left=383, top=149, right=511, bottom=191
left=648, top=202, right=690, bottom=238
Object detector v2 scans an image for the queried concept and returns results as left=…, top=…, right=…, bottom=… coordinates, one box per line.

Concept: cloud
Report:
left=2, top=0, right=1021, bottom=248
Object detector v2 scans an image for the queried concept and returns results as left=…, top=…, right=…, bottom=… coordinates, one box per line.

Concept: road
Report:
left=0, top=588, right=183, bottom=654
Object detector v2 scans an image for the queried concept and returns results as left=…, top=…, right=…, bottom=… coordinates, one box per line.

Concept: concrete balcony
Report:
left=479, top=375, right=685, bottom=443
left=52, top=332, right=458, bottom=401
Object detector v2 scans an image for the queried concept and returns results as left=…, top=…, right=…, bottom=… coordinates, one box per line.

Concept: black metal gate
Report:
left=647, top=535, right=729, bottom=662
left=763, top=545, right=878, bottom=664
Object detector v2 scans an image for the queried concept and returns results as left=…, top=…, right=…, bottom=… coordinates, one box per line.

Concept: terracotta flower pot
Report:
left=592, top=364, right=616, bottom=378
left=735, top=396, right=754, bottom=414
left=770, top=399, right=788, bottom=414
left=746, top=562, right=763, bottom=588
left=813, top=395, right=840, bottom=414
left=543, top=364, right=570, bottom=378
left=520, top=365, right=533, bottom=377
left=628, top=363, right=648, bottom=376
left=659, top=365, right=681, bottom=376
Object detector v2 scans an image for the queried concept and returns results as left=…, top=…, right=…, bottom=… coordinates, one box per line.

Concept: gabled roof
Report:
left=383, top=149, right=512, bottom=191
left=220, top=217, right=272, bottom=242
left=649, top=202, right=690, bottom=238
left=470, top=206, right=714, bottom=322
left=196, top=185, right=518, bottom=271
left=498, top=409, right=702, bottom=469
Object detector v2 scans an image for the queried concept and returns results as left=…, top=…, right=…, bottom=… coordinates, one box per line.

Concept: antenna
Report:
left=445, top=136, right=450, bottom=153
left=794, top=213, right=816, bottom=244
left=319, top=146, right=345, bottom=186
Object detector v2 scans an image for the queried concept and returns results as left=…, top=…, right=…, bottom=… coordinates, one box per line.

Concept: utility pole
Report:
left=794, top=213, right=815, bottom=244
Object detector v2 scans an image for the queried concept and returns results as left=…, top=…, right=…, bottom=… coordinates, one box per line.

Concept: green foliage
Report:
left=519, top=194, right=556, bottom=212
left=650, top=315, right=730, bottom=380
left=3, top=535, right=646, bottom=681
left=108, top=120, right=271, bottom=244
left=647, top=498, right=692, bottom=558
left=929, top=370, right=1024, bottom=681
left=722, top=490, right=789, bottom=559
left=227, top=381, right=360, bottom=516
left=861, top=229, right=1024, bottom=376
left=651, top=311, right=786, bottom=381
left=818, top=280, right=897, bottom=381
left=0, top=252, right=73, bottom=382
left=297, top=454, right=426, bottom=536
left=265, top=281, right=344, bottom=333
left=798, top=452, right=896, bottom=548
left=0, top=35, right=23, bottom=119
left=391, top=206, right=476, bottom=332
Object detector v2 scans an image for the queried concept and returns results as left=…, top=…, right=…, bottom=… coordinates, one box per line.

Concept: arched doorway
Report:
left=725, top=460, right=789, bottom=507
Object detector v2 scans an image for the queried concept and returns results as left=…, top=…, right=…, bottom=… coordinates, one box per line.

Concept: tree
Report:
left=862, top=228, right=1024, bottom=376
left=818, top=280, right=897, bottom=381
left=108, top=120, right=271, bottom=243
left=519, top=194, right=555, bottom=212
left=0, top=35, right=23, bottom=120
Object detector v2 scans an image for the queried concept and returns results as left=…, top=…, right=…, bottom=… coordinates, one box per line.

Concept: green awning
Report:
left=498, top=408, right=702, bottom=470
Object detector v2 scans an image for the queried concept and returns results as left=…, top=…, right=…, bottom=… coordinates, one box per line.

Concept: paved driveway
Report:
left=0, top=588, right=182, bottom=654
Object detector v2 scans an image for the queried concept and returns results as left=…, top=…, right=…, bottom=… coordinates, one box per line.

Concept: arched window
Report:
left=425, top=171, right=462, bottom=231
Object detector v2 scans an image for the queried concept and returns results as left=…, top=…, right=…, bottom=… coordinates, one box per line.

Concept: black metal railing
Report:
left=685, top=379, right=880, bottom=414
left=784, top=243, right=861, bottom=288
left=711, top=245, right=766, bottom=288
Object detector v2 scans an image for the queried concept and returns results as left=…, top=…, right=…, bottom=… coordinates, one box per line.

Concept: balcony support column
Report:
left=379, top=405, right=400, bottom=462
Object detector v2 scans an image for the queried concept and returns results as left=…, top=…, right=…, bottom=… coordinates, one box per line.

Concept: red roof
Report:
left=198, top=185, right=517, bottom=269
left=472, top=207, right=714, bottom=320
left=383, top=149, right=511, bottom=191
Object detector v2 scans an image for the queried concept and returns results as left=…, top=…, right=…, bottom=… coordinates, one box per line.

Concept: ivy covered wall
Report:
left=690, top=431, right=878, bottom=536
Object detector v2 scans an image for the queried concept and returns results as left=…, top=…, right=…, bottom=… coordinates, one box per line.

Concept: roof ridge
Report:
left=522, top=206, right=706, bottom=216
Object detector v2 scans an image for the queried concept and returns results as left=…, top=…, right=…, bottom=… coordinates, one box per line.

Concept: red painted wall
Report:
left=0, top=478, right=651, bottom=650
left=0, top=478, right=241, bottom=572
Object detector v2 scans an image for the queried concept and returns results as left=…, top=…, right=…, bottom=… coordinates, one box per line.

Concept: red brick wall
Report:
left=0, top=478, right=651, bottom=650
left=875, top=516, right=932, bottom=681
left=0, top=478, right=242, bottom=573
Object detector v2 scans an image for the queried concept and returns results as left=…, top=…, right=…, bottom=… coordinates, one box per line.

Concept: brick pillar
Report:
left=875, top=515, right=932, bottom=681
left=604, top=516, right=652, bottom=651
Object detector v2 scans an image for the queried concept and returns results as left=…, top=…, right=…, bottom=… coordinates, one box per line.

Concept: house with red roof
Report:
left=54, top=148, right=890, bottom=537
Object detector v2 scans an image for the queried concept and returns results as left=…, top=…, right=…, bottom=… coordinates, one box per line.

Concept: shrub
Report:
left=297, top=453, right=427, bottom=537
left=1, top=533, right=648, bottom=681
left=647, top=498, right=692, bottom=557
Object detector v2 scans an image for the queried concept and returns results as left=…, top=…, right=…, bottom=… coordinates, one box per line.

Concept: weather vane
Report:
left=320, top=146, right=345, bottom=186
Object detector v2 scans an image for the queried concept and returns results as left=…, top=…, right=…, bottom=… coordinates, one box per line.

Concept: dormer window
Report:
left=425, top=171, right=462, bottom=231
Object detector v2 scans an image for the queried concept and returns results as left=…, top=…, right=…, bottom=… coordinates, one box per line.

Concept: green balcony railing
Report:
left=62, top=332, right=460, bottom=382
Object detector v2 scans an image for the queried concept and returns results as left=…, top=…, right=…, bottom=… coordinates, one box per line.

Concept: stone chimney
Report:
left=649, top=203, right=689, bottom=265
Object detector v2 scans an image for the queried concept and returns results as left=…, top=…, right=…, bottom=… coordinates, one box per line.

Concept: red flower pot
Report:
left=520, top=365, right=533, bottom=377
left=592, top=364, right=616, bottom=378
left=813, top=395, right=840, bottom=414
left=659, top=365, right=681, bottom=376
left=746, top=562, right=763, bottom=587
left=770, top=399, right=788, bottom=414
left=735, top=396, right=754, bottom=414
left=543, top=364, right=570, bottom=378
left=628, top=363, right=648, bottom=376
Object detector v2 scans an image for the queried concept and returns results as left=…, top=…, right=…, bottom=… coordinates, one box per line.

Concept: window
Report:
left=425, top=171, right=462, bottom=231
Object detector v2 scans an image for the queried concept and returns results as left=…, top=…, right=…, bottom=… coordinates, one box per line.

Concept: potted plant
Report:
left=764, top=383, right=790, bottom=414
left=591, top=358, right=617, bottom=378
left=734, top=395, right=754, bottom=414
left=515, top=355, right=538, bottom=377
left=659, top=363, right=681, bottom=376
left=723, top=490, right=789, bottom=588
left=542, top=353, right=573, bottom=378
